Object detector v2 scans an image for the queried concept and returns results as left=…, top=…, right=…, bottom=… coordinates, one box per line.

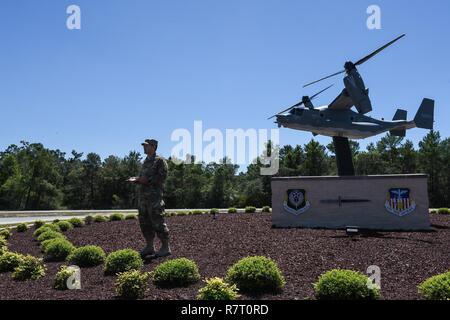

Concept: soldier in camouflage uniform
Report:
left=128, top=139, right=170, bottom=258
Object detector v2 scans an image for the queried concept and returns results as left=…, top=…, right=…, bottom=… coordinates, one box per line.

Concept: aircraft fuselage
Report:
left=276, top=106, right=414, bottom=139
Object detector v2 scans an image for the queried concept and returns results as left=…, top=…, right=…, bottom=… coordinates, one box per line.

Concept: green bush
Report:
left=226, top=256, right=285, bottom=294
left=104, top=249, right=143, bottom=275
left=314, top=269, right=380, bottom=300
left=84, top=215, right=94, bottom=225
left=53, top=219, right=60, bottom=224
left=176, top=211, right=190, bottom=216
left=125, top=214, right=137, bottom=220
left=33, top=224, right=60, bottom=238
left=43, top=239, right=75, bottom=261
left=54, top=265, right=79, bottom=290
left=68, top=217, right=85, bottom=227
left=56, top=221, right=74, bottom=232
left=37, top=230, right=66, bottom=243
left=0, top=229, right=12, bottom=240
left=0, top=236, right=7, bottom=253
left=262, top=206, right=271, bottom=213
left=16, top=223, right=28, bottom=232
left=67, top=245, right=106, bottom=267
left=12, top=255, right=46, bottom=281
left=0, top=251, right=24, bottom=272
left=228, top=208, right=237, bottom=213
left=34, top=220, right=45, bottom=229
left=110, top=213, right=125, bottom=221
left=192, top=210, right=204, bottom=215
left=429, top=209, right=437, bottom=214
left=418, top=270, right=450, bottom=300
left=438, top=208, right=450, bottom=215
left=115, top=270, right=150, bottom=299
left=210, top=208, right=219, bottom=215
left=197, top=277, right=240, bottom=300
left=152, top=258, right=201, bottom=288
left=94, top=215, right=108, bottom=223
left=244, top=206, right=256, bottom=213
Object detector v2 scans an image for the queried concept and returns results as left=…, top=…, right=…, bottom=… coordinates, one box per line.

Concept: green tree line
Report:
left=0, top=131, right=448, bottom=210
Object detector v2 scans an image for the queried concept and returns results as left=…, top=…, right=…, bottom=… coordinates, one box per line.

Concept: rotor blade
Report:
left=355, top=34, right=405, bottom=66
left=310, top=84, right=334, bottom=100
left=268, top=84, right=334, bottom=120
left=303, top=70, right=345, bottom=88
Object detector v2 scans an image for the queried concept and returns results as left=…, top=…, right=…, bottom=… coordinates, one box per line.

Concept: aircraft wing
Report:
left=327, top=89, right=354, bottom=110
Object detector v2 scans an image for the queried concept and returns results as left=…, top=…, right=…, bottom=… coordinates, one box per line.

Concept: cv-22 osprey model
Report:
left=270, top=34, right=434, bottom=139
left=269, top=34, right=435, bottom=175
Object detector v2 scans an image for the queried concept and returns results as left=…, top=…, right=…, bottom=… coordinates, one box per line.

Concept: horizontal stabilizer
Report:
left=414, top=98, right=434, bottom=129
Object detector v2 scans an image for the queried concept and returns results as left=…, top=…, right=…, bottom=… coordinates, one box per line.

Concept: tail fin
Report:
left=390, top=109, right=407, bottom=136
left=414, top=98, right=434, bottom=129
left=393, top=109, right=407, bottom=121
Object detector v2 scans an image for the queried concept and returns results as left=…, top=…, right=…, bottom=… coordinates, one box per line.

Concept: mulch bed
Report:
left=1, top=213, right=449, bottom=300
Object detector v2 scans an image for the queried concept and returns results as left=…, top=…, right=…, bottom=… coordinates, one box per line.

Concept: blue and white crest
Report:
left=283, top=189, right=310, bottom=215
left=385, top=188, right=416, bottom=217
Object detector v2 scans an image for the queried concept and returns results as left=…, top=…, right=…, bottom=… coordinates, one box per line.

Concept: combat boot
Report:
left=140, top=237, right=155, bottom=258
left=155, top=237, right=171, bottom=258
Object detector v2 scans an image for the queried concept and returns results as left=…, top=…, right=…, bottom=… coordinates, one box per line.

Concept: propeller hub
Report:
left=344, top=61, right=356, bottom=73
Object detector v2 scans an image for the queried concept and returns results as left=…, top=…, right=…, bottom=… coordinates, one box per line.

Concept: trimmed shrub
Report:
left=438, top=208, right=450, bottom=215
left=43, top=238, right=75, bottom=261
left=262, top=206, right=271, bottom=213
left=197, top=277, right=240, bottom=300
left=54, top=265, right=79, bottom=290
left=115, top=270, right=150, bottom=299
left=0, top=229, right=12, bottom=240
left=94, top=215, right=107, bottom=223
left=0, top=236, right=7, bottom=253
left=210, top=208, right=219, bottom=215
left=244, top=206, right=256, bottom=213
left=34, top=220, right=45, bottom=229
left=12, top=255, right=46, bottom=281
left=56, top=221, right=74, bottom=232
left=176, top=211, right=190, bottom=216
left=84, top=215, right=94, bottom=225
left=429, top=209, right=437, bottom=214
left=125, top=214, right=137, bottom=220
left=0, top=251, right=24, bottom=272
left=68, top=217, right=84, bottom=227
left=110, top=213, right=125, bottom=221
left=228, top=207, right=237, bottom=214
left=152, top=258, right=201, bottom=288
left=37, top=230, right=66, bottom=243
left=418, top=271, right=450, bottom=300
left=16, top=223, right=28, bottom=233
left=192, top=210, right=204, bottom=215
left=104, top=249, right=143, bottom=275
left=53, top=219, right=60, bottom=224
left=33, top=224, right=60, bottom=238
left=226, top=256, right=285, bottom=294
left=314, top=269, right=380, bottom=300
left=67, top=245, right=106, bottom=267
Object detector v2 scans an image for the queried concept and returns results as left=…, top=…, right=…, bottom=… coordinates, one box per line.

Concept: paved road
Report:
left=0, top=208, right=241, bottom=226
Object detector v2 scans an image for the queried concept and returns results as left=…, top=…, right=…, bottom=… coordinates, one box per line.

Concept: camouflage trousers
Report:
left=138, top=198, right=169, bottom=240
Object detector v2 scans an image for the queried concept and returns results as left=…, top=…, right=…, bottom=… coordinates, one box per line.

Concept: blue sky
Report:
left=0, top=0, right=449, bottom=166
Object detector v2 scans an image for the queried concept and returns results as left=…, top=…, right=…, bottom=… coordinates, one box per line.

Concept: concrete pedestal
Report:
left=271, top=174, right=431, bottom=231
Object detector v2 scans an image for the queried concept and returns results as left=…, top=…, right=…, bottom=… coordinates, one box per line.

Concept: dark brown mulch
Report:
left=1, top=213, right=449, bottom=300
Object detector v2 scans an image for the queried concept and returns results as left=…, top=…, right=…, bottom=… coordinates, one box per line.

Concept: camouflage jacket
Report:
left=138, top=154, right=168, bottom=200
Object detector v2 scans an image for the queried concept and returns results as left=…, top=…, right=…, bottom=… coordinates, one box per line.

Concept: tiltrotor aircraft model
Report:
left=269, top=34, right=435, bottom=140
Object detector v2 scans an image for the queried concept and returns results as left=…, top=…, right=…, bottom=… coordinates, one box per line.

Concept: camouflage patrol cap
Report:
left=141, top=139, right=158, bottom=147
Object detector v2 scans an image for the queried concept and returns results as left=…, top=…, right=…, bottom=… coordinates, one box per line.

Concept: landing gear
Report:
left=333, top=136, right=355, bottom=176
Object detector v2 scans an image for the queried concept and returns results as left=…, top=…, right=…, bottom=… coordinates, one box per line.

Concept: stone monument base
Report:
left=271, top=174, right=431, bottom=231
